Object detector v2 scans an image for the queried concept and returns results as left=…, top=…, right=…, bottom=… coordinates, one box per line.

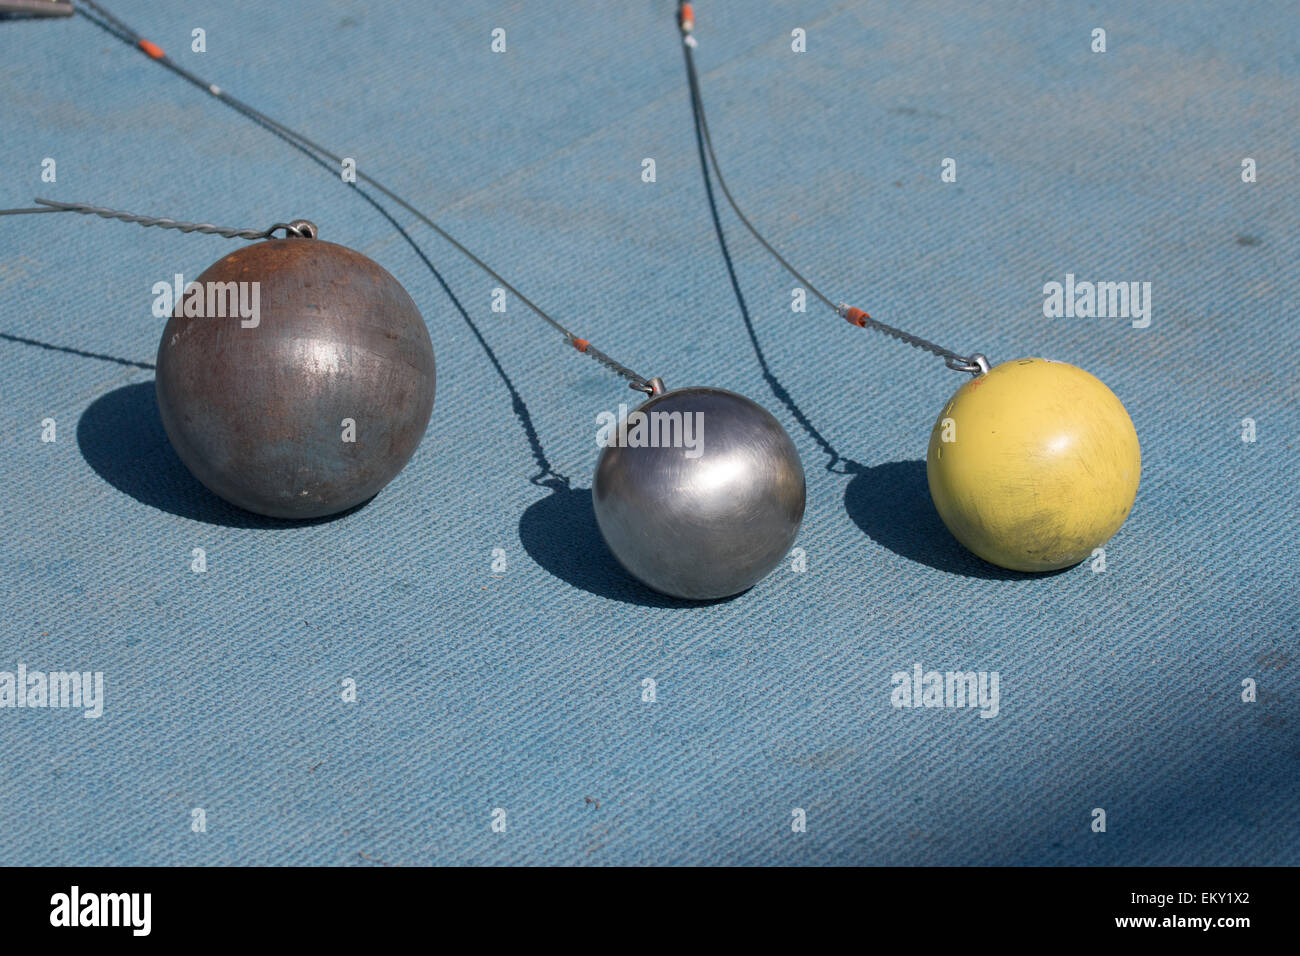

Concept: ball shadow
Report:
left=843, top=459, right=1070, bottom=580
left=518, top=484, right=735, bottom=608
left=77, top=382, right=369, bottom=528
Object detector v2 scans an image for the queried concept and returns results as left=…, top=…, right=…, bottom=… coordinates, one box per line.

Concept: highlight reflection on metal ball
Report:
left=593, top=384, right=806, bottom=600
left=155, top=234, right=436, bottom=519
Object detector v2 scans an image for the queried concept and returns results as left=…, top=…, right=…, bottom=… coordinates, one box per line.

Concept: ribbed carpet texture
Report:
left=0, top=1, right=1295, bottom=865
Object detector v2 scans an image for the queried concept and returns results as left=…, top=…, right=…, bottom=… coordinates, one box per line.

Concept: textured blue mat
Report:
left=0, top=1, right=1296, bottom=865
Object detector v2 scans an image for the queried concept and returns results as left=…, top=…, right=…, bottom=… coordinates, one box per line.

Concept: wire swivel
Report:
left=268, top=220, right=318, bottom=239
left=946, top=353, right=991, bottom=376
left=630, top=377, right=667, bottom=397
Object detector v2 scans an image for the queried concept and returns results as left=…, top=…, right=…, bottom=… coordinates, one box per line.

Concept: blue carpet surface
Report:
left=0, top=1, right=1296, bottom=865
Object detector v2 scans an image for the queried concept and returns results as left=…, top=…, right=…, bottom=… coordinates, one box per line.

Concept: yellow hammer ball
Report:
left=925, top=358, right=1140, bottom=572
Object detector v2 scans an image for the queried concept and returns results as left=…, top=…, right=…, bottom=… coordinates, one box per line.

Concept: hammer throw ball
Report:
left=926, top=358, right=1140, bottom=572
left=155, top=236, right=436, bottom=519
left=593, top=386, right=806, bottom=600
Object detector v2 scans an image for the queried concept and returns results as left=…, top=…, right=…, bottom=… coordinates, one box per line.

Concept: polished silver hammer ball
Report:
left=155, top=235, right=436, bottom=519
left=593, top=385, right=806, bottom=600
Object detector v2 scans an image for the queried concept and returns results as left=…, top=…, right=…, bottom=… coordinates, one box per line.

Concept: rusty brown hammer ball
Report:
left=155, top=232, right=436, bottom=519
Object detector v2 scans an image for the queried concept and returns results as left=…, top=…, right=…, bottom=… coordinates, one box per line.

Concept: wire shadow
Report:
left=352, top=183, right=692, bottom=605
left=682, top=50, right=1055, bottom=581
left=174, top=89, right=690, bottom=602
left=0, top=331, right=154, bottom=370
left=326, top=154, right=697, bottom=606
left=57, top=13, right=729, bottom=598
left=683, top=47, right=857, bottom=479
